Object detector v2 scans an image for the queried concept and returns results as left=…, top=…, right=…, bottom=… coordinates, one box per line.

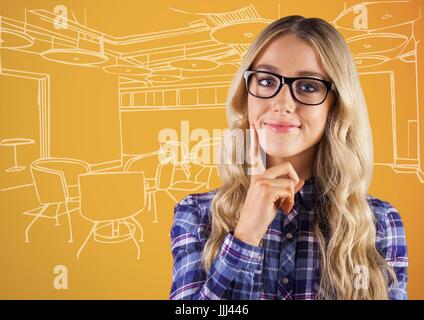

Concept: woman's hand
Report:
left=234, top=124, right=305, bottom=246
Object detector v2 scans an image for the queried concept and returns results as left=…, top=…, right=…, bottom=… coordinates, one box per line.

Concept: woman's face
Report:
left=247, top=33, right=335, bottom=161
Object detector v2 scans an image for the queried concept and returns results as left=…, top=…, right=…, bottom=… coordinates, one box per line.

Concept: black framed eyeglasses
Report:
left=243, top=70, right=335, bottom=106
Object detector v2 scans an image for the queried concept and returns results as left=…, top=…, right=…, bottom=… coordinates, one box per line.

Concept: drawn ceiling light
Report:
left=147, top=69, right=182, bottom=83
left=147, top=75, right=182, bottom=83
left=346, top=33, right=408, bottom=57
left=41, top=35, right=108, bottom=66
left=210, top=20, right=270, bottom=45
left=170, top=58, right=218, bottom=71
left=0, top=14, right=34, bottom=49
left=0, top=28, right=34, bottom=49
left=353, top=55, right=390, bottom=69
left=333, top=1, right=420, bottom=31
left=103, top=57, right=151, bottom=75
left=333, top=1, right=419, bottom=31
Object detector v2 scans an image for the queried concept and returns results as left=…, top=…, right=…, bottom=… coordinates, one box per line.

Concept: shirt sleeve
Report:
left=376, top=202, right=408, bottom=300
left=169, top=195, right=264, bottom=300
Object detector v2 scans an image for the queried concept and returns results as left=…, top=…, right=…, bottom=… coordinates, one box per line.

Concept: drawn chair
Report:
left=23, top=158, right=90, bottom=243
left=144, top=155, right=205, bottom=223
left=77, top=172, right=146, bottom=259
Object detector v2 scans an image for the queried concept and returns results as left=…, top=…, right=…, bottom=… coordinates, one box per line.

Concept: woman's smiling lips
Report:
left=264, top=121, right=301, bottom=134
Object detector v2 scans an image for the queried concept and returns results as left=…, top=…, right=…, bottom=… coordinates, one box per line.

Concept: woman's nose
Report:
left=271, top=84, right=296, bottom=113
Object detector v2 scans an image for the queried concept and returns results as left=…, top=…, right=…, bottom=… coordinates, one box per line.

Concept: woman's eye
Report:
left=300, top=83, right=317, bottom=92
left=298, top=82, right=319, bottom=93
left=257, top=78, right=277, bottom=87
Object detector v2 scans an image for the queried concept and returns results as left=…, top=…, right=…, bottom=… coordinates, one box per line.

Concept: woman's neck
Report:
left=266, top=145, right=316, bottom=182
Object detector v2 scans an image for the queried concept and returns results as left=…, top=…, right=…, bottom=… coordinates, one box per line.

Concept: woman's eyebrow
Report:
left=254, top=64, right=327, bottom=80
left=254, top=64, right=279, bottom=73
left=296, top=70, right=327, bottom=80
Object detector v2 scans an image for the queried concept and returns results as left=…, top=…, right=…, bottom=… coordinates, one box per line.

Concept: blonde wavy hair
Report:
left=201, top=15, right=396, bottom=300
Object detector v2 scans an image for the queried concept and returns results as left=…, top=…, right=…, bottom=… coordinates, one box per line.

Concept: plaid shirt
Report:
left=170, top=176, right=408, bottom=300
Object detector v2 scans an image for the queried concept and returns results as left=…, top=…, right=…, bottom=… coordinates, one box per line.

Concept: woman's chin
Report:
left=263, top=146, right=300, bottom=160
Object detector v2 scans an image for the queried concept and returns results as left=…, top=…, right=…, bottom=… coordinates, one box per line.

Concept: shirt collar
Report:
left=296, top=175, right=319, bottom=210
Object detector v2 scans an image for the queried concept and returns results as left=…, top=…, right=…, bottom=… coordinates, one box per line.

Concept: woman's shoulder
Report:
left=172, top=189, right=218, bottom=238
left=366, top=194, right=406, bottom=244
left=366, top=194, right=403, bottom=221
left=175, top=189, right=218, bottom=211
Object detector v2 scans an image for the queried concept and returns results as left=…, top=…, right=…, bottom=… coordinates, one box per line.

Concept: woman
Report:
left=169, top=15, right=408, bottom=300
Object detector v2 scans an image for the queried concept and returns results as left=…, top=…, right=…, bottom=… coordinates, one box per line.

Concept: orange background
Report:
left=0, top=0, right=423, bottom=299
